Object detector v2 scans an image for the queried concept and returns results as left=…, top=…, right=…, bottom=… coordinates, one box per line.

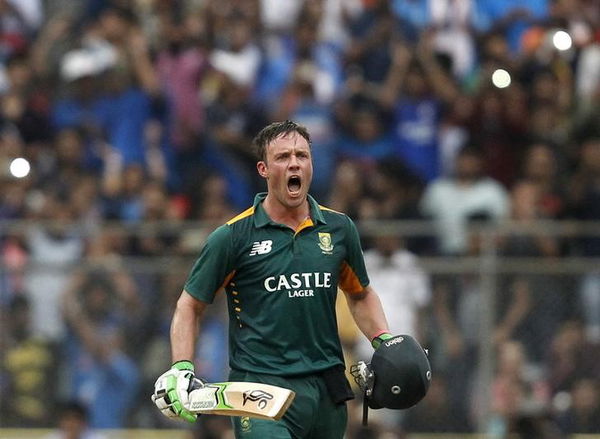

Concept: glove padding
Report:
left=151, top=360, right=204, bottom=422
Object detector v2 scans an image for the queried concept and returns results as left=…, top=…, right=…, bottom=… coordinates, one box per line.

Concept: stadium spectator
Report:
left=547, top=320, right=600, bottom=395
left=337, top=104, right=394, bottom=166
left=520, top=143, right=567, bottom=219
left=485, top=340, right=551, bottom=438
left=382, top=32, right=458, bottom=182
left=473, top=0, right=549, bottom=54
left=257, top=8, right=343, bottom=108
left=429, top=0, right=477, bottom=80
left=203, top=72, right=268, bottom=208
left=438, top=93, right=475, bottom=177
left=0, top=0, right=599, bottom=434
left=274, top=60, right=339, bottom=200
left=0, top=0, right=32, bottom=63
left=569, top=138, right=600, bottom=342
left=556, top=378, right=600, bottom=434
left=42, top=401, right=106, bottom=439
left=326, top=160, right=366, bottom=220
left=345, top=0, right=395, bottom=87
left=61, top=269, right=140, bottom=428
left=23, top=192, right=85, bottom=341
left=403, top=374, right=472, bottom=433
left=155, top=10, right=209, bottom=189
left=496, top=181, right=571, bottom=362
left=468, top=86, right=526, bottom=187
left=0, top=295, right=58, bottom=427
left=420, top=145, right=510, bottom=255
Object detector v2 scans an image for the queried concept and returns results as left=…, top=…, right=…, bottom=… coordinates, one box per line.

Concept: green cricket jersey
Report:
left=184, top=193, right=370, bottom=376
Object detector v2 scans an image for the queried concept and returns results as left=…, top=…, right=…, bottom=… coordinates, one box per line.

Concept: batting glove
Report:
left=152, top=360, right=204, bottom=423
left=371, top=332, right=394, bottom=349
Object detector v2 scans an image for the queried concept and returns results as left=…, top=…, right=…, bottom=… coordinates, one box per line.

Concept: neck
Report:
left=262, top=195, right=310, bottom=229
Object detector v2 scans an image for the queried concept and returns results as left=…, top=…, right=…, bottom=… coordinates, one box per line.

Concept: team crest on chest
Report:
left=318, top=232, right=334, bottom=254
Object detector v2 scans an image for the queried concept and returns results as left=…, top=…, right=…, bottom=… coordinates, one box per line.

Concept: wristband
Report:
left=371, top=333, right=393, bottom=349
left=172, top=360, right=194, bottom=371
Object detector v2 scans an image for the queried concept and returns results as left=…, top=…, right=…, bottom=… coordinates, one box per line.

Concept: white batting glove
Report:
left=151, top=360, right=202, bottom=423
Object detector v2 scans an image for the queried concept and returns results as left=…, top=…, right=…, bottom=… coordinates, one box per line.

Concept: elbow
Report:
left=176, top=290, right=208, bottom=316
left=345, top=286, right=371, bottom=303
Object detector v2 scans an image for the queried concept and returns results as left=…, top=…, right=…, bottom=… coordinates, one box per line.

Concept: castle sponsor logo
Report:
left=263, top=272, right=332, bottom=298
left=242, top=390, right=274, bottom=410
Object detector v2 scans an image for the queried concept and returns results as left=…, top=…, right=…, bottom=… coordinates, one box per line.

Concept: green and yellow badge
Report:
left=240, top=416, right=252, bottom=433
left=318, top=232, right=334, bottom=254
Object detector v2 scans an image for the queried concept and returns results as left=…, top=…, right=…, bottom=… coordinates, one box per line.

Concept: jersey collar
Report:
left=253, top=192, right=327, bottom=228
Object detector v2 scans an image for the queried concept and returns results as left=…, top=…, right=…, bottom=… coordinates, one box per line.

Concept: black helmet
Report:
left=352, top=334, right=431, bottom=411
left=369, top=334, right=431, bottom=409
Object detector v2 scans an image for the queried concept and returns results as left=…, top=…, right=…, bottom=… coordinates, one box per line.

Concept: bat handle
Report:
left=191, top=377, right=207, bottom=390
left=187, top=377, right=207, bottom=393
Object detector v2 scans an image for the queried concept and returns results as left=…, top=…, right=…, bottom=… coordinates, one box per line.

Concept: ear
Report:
left=257, top=161, right=268, bottom=179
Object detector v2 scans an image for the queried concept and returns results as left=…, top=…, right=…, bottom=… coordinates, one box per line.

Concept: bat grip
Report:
left=192, top=378, right=206, bottom=389
left=188, top=377, right=207, bottom=393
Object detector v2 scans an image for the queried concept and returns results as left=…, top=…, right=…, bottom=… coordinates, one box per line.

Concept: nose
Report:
left=288, top=154, right=300, bottom=169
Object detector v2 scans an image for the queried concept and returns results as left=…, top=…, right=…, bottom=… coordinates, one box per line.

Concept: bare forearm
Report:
left=170, top=290, right=207, bottom=363
left=344, top=286, right=390, bottom=342
left=498, top=280, right=531, bottom=336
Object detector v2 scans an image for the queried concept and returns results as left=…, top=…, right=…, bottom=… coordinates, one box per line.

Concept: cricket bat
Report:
left=186, top=379, right=296, bottom=420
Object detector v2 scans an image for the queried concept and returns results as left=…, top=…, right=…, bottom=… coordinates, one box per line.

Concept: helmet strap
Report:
left=362, top=391, right=369, bottom=426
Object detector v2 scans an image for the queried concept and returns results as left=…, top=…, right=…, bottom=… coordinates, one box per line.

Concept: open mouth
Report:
left=287, top=175, right=301, bottom=194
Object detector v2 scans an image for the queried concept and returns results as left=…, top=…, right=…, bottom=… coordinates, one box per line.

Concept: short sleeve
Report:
left=184, top=225, right=236, bottom=303
left=339, top=216, right=370, bottom=295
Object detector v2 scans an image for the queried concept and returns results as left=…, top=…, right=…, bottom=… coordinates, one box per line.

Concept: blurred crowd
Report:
left=1, top=0, right=600, bottom=437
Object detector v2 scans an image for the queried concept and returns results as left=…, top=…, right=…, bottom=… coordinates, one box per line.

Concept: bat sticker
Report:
left=242, top=390, right=274, bottom=409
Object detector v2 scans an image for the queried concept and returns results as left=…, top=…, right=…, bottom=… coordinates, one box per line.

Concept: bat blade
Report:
left=186, top=381, right=295, bottom=420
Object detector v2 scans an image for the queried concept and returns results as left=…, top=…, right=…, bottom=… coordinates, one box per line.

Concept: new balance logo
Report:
left=249, top=240, right=273, bottom=256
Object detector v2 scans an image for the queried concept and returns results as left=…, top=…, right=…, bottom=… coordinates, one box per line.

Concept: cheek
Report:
left=267, top=165, right=285, bottom=181
left=304, top=162, right=313, bottom=176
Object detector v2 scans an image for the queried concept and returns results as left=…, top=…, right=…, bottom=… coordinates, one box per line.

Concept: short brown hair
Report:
left=252, top=120, right=311, bottom=161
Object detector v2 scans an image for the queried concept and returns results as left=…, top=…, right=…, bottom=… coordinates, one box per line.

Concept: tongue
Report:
left=288, top=180, right=301, bottom=192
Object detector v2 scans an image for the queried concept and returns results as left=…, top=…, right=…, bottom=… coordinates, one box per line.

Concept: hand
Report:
left=151, top=360, right=202, bottom=422
left=390, top=40, right=412, bottom=68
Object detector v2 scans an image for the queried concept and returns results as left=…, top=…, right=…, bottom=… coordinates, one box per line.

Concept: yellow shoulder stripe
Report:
left=226, top=206, right=255, bottom=225
left=319, top=205, right=344, bottom=215
left=339, top=261, right=364, bottom=295
left=215, top=270, right=236, bottom=296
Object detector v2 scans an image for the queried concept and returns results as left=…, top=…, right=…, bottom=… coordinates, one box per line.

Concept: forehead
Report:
left=266, top=132, right=310, bottom=155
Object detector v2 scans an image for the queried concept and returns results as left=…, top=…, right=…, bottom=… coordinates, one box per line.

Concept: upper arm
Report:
left=489, top=184, right=510, bottom=219
left=179, top=289, right=210, bottom=314
left=419, top=183, right=438, bottom=217
left=338, top=216, right=370, bottom=295
left=184, top=225, right=237, bottom=303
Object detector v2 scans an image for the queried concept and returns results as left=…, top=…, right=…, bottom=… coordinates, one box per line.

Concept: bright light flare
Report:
left=492, top=69, right=511, bottom=89
left=552, top=30, right=572, bottom=51
left=9, top=157, right=31, bottom=178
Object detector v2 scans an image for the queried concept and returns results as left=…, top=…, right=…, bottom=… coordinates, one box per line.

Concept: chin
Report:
left=284, top=194, right=306, bottom=208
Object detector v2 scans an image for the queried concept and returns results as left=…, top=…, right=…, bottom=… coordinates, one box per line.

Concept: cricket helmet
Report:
left=354, top=335, right=432, bottom=410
